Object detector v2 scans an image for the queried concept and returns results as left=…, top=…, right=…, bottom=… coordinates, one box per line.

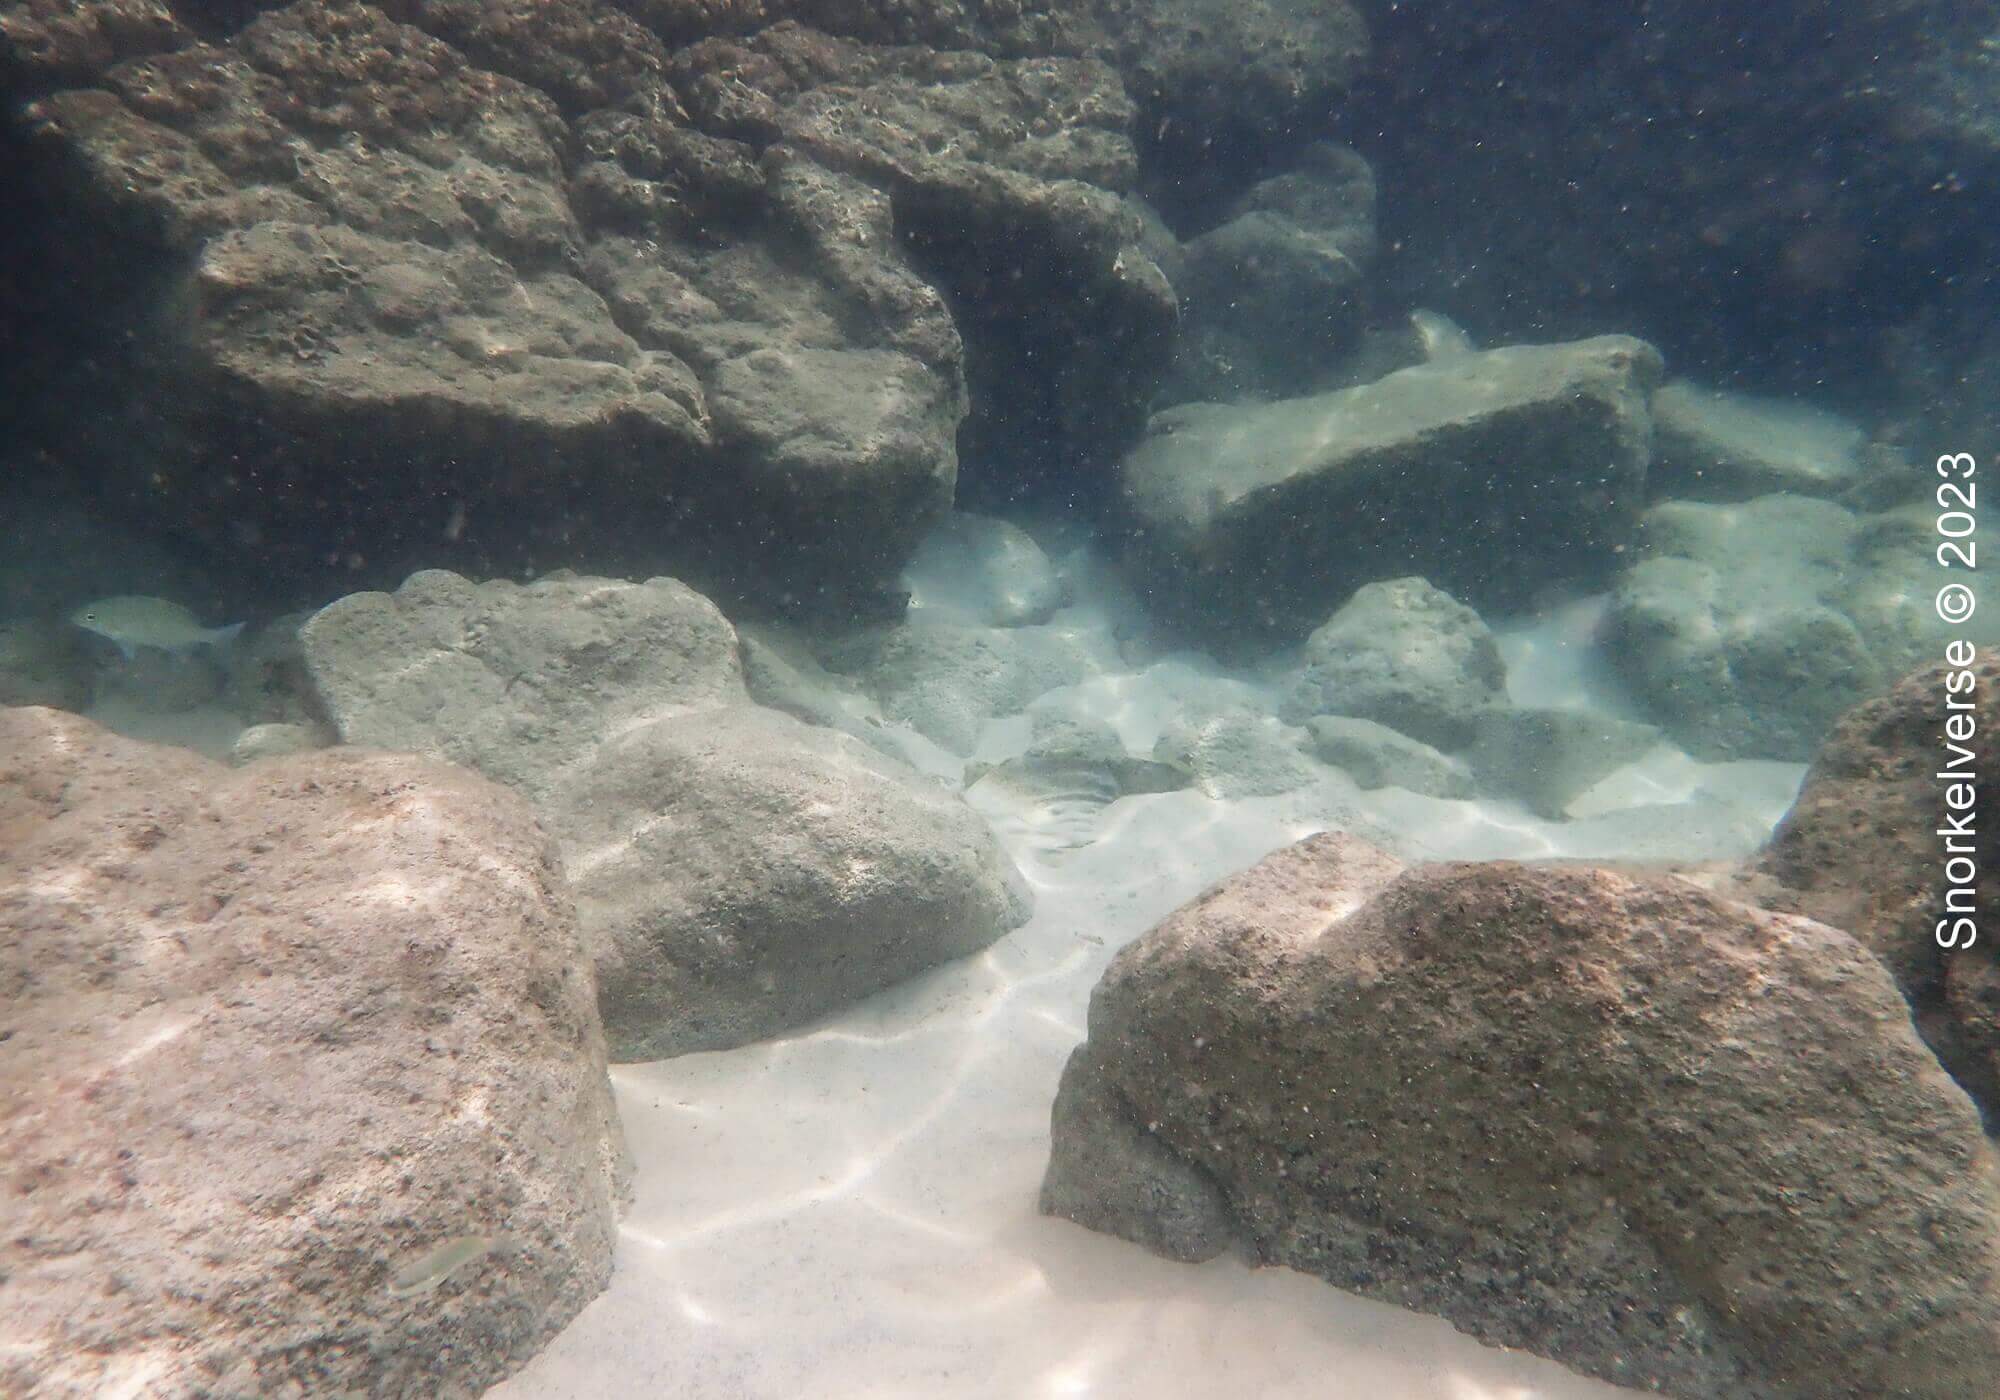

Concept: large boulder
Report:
left=1045, top=832, right=2000, bottom=1399
left=1601, top=494, right=2000, bottom=760
left=298, top=568, right=1030, bottom=1058
left=0, top=706, right=630, bottom=1399
left=1726, top=649, right=2000, bottom=1128
left=9, top=0, right=1174, bottom=612
left=1117, top=335, right=1663, bottom=648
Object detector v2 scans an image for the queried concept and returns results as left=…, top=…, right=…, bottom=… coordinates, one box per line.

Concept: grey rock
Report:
left=1602, top=494, right=2000, bottom=759
left=1282, top=577, right=1506, bottom=751
left=1305, top=714, right=1473, bottom=799
left=0, top=707, right=629, bottom=1400
left=299, top=569, right=1029, bottom=1057
left=812, top=614, right=1115, bottom=754
left=1468, top=707, right=1661, bottom=818
left=563, top=703, right=1031, bottom=1059
left=1650, top=380, right=1866, bottom=502
left=21, top=3, right=1172, bottom=612
left=1045, top=831, right=2000, bottom=1400
left=1150, top=707, right=1318, bottom=799
left=1119, top=336, right=1664, bottom=648
left=1165, top=143, right=1376, bottom=404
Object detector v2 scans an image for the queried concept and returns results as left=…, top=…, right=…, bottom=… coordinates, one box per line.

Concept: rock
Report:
left=1118, top=336, right=1664, bottom=648
left=1281, top=577, right=1506, bottom=750
left=1467, top=706, right=1661, bottom=818
left=1305, top=714, right=1472, bottom=799
left=1650, top=380, right=1867, bottom=502
left=299, top=569, right=1030, bottom=1057
left=812, top=613, right=1116, bottom=754
left=1601, top=494, right=2000, bottom=760
left=1081, top=0, right=1368, bottom=213
left=1150, top=707, right=1318, bottom=799
left=904, top=512, right=1070, bottom=628
left=1728, top=650, right=2000, bottom=1127
left=229, top=719, right=328, bottom=764
left=562, top=703, right=1031, bottom=1058
left=0, top=617, right=91, bottom=710
left=1044, top=831, right=2000, bottom=1399
left=1165, top=142, right=1375, bottom=403
left=0, top=706, right=629, bottom=1399
left=17, top=2, right=1174, bottom=614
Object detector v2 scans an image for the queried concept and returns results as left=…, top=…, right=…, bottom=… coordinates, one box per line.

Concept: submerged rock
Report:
left=1725, top=650, right=2000, bottom=1129
left=1304, top=714, right=1473, bottom=799
left=1467, top=706, right=1661, bottom=819
left=1044, top=832, right=2000, bottom=1399
left=1117, top=335, right=1663, bottom=648
left=1602, top=494, right=1999, bottom=760
left=298, top=568, right=1030, bottom=1058
left=1281, top=576, right=1506, bottom=750
left=0, top=706, right=630, bottom=1399
left=17, top=1, right=1173, bottom=612
left=1650, top=381, right=1867, bottom=503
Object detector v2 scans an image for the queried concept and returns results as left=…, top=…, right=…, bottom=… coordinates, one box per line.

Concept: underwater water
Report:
left=3, top=2, right=1999, bottom=1398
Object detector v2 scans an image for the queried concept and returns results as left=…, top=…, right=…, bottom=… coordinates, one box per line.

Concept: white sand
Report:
left=492, top=575, right=1801, bottom=1400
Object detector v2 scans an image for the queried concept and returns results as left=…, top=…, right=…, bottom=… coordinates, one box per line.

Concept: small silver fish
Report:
left=67, top=595, right=246, bottom=661
left=385, top=1233, right=519, bottom=1299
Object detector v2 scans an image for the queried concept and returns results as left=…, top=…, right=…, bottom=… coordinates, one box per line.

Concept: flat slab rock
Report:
left=1043, top=831, right=2000, bottom=1399
left=299, top=569, right=1030, bottom=1058
left=0, top=706, right=629, bottom=1399
left=1115, top=334, right=1662, bottom=647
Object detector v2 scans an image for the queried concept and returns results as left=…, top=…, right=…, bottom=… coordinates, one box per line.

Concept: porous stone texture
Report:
left=1601, top=494, right=2000, bottom=760
left=1467, top=706, right=1661, bottom=819
left=1044, top=831, right=2000, bottom=1400
left=1725, top=651, right=2000, bottom=1129
left=298, top=568, right=1030, bottom=1058
left=1649, top=381, right=1867, bottom=503
left=0, top=705, right=630, bottom=1399
left=1118, top=335, right=1664, bottom=648
left=1306, top=714, right=1472, bottom=799
left=10, top=0, right=1174, bottom=612
left=1281, top=577, right=1506, bottom=750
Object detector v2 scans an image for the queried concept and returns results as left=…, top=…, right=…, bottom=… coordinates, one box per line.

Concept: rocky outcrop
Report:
left=298, top=568, right=1030, bottom=1058
left=1117, top=335, right=1663, bottom=648
left=1044, top=831, right=2000, bottom=1399
left=0, top=705, right=630, bottom=1399
left=1726, top=650, right=2000, bottom=1128
left=8, top=0, right=1175, bottom=614
left=1601, top=494, right=1998, bottom=760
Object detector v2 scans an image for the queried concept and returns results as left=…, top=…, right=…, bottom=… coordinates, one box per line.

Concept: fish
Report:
left=67, top=596, right=246, bottom=660
left=385, top=1233, right=519, bottom=1299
